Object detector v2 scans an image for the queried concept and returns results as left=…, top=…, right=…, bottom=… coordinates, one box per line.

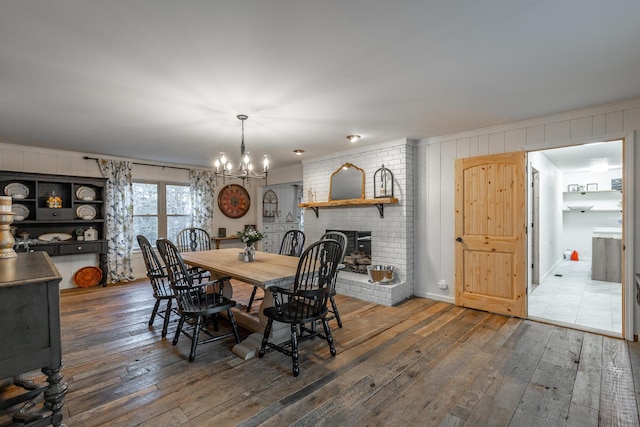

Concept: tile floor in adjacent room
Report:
left=528, top=259, right=622, bottom=334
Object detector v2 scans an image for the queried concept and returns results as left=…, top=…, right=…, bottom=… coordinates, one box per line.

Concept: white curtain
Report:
left=189, top=169, right=216, bottom=235
left=99, top=159, right=135, bottom=283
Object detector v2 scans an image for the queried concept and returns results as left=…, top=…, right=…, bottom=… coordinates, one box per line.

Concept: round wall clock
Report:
left=217, top=184, right=251, bottom=218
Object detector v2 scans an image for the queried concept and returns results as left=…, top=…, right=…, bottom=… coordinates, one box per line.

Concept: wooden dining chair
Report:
left=320, top=231, right=348, bottom=328
left=176, top=227, right=212, bottom=252
left=258, top=239, right=342, bottom=377
left=176, top=227, right=212, bottom=283
left=246, top=229, right=306, bottom=312
left=136, top=235, right=176, bottom=338
left=156, top=238, right=241, bottom=362
left=279, top=229, right=306, bottom=257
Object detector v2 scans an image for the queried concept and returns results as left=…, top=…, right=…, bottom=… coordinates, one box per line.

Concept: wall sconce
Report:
left=374, top=164, right=394, bottom=198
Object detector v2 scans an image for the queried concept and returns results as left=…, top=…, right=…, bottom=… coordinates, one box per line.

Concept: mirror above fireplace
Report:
left=329, top=163, right=365, bottom=201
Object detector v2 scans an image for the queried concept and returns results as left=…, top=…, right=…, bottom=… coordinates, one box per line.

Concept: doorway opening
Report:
left=527, top=140, right=623, bottom=335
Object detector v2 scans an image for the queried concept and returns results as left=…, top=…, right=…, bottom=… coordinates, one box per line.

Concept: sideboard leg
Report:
left=42, top=365, right=68, bottom=427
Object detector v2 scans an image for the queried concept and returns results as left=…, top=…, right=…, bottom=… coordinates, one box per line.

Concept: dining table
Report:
left=181, top=248, right=300, bottom=359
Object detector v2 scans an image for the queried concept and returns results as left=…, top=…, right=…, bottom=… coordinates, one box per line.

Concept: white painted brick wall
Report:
left=302, top=139, right=415, bottom=306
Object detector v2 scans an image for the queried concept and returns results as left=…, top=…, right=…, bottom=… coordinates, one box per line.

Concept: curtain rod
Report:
left=83, top=156, right=192, bottom=171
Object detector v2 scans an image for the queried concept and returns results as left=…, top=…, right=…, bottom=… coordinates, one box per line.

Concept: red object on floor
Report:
left=570, top=250, right=579, bottom=261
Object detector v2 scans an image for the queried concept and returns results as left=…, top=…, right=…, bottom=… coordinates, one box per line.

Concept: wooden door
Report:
left=455, top=151, right=527, bottom=317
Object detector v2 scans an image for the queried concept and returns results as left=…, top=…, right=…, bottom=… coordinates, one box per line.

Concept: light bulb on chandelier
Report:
left=213, top=114, right=269, bottom=186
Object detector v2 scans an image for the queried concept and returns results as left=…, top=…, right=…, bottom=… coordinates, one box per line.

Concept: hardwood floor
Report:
left=2, top=279, right=640, bottom=426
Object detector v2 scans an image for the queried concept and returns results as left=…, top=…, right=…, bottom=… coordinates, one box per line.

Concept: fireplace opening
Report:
left=326, top=229, right=371, bottom=274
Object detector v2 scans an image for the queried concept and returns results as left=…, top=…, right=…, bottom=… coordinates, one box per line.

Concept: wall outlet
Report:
left=438, top=280, right=448, bottom=290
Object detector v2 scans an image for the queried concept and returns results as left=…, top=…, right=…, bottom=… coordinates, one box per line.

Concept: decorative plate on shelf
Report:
left=217, top=184, right=250, bottom=218
left=4, top=183, right=29, bottom=199
left=73, top=266, right=103, bottom=288
left=76, top=204, right=97, bottom=220
left=38, top=232, right=73, bottom=242
left=11, top=204, right=29, bottom=221
left=75, top=186, right=96, bottom=201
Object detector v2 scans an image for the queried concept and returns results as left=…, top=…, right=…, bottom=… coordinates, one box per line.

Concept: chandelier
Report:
left=213, top=114, right=269, bottom=186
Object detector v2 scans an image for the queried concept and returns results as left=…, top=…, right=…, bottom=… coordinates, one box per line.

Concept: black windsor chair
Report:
left=258, top=238, right=342, bottom=377
left=156, top=238, right=241, bottom=362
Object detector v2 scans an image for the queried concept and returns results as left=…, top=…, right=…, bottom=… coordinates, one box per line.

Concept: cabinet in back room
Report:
left=259, top=182, right=302, bottom=253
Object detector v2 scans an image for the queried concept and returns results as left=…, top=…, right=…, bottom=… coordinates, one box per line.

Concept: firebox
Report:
left=326, top=229, right=371, bottom=274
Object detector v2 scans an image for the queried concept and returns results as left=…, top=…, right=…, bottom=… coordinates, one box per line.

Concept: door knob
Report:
left=455, top=237, right=463, bottom=243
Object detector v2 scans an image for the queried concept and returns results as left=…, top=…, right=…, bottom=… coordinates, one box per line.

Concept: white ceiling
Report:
left=538, top=140, right=623, bottom=173
left=1, top=1, right=640, bottom=170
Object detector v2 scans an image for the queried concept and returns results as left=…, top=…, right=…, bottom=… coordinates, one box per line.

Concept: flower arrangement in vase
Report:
left=236, top=228, right=265, bottom=262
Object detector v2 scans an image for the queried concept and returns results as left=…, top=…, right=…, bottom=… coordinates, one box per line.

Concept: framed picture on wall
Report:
left=586, top=183, right=598, bottom=192
left=567, top=184, right=578, bottom=192
left=611, top=178, right=622, bottom=190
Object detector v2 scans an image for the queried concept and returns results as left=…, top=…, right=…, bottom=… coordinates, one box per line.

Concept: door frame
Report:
left=524, top=131, right=635, bottom=340
left=531, top=168, right=540, bottom=286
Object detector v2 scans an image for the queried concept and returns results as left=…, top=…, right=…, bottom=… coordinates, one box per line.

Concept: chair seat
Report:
left=179, top=292, right=236, bottom=317
left=263, top=304, right=328, bottom=324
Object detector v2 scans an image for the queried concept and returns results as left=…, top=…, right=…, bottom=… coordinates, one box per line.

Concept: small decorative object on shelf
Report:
left=567, top=184, right=578, bottom=192
left=0, top=195, right=16, bottom=258
left=586, top=183, right=598, bottom=192
left=374, top=164, right=394, bottom=198
left=75, top=228, right=85, bottom=241
left=47, top=191, right=62, bottom=208
left=237, top=227, right=264, bottom=262
left=84, top=226, right=98, bottom=241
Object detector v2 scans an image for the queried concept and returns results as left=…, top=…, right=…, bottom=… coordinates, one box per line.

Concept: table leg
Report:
left=232, top=288, right=289, bottom=360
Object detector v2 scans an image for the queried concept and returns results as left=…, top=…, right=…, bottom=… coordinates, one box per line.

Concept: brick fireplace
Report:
left=301, top=138, right=415, bottom=306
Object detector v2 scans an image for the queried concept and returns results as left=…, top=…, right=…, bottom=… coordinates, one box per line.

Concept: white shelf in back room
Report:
left=562, top=208, right=622, bottom=212
left=562, top=189, right=622, bottom=213
left=562, top=190, right=622, bottom=196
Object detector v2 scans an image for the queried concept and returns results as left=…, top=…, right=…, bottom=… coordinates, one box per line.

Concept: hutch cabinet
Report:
left=0, top=171, right=108, bottom=284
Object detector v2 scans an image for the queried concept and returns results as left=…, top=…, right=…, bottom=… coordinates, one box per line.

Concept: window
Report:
left=133, top=181, right=191, bottom=249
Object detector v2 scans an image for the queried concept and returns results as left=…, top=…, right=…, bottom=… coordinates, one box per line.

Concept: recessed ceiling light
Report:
left=346, top=134, right=361, bottom=143
left=293, top=149, right=305, bottom=155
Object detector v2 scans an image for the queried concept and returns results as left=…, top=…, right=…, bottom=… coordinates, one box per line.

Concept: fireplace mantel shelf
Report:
left=299, top=197, right=399, bottom=218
